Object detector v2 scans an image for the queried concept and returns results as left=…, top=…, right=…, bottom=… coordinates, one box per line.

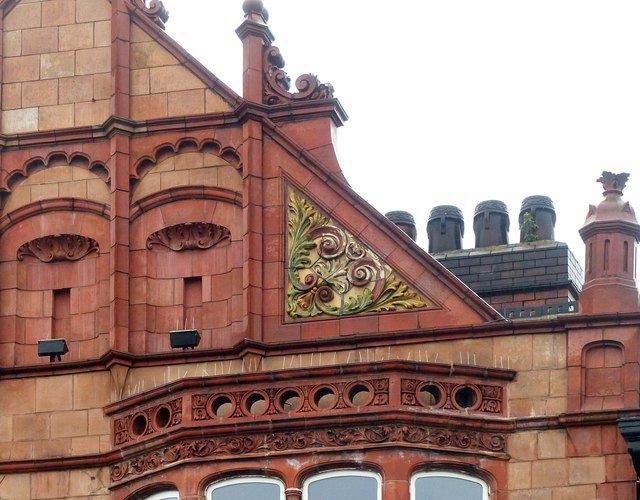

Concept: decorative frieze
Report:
left=146, top=222, right=231, bottom=251
left=113, top=398, right=182, bottom=445
left=110, top=423, right=506, bottom=481
left=401, top=379, right=504, bottom=415
left=192, top=378, right=390, bottom=421
left=287, top=187, right=432, bottom=318
left=17, top=234, right=99, bottom=262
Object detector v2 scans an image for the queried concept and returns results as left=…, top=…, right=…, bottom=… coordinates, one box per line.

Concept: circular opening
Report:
left=279, top=390, right=301, bottom=412
left=130, top=413, right=148, bottom=437
left=314, top=387, right=336, bottom=410
left=245, top=392, right=267, bottom=415
left=211, top=395, right=234, bottom=418
left=418, top=384, right=442, bottom=407
left=153, top=405, right=171, bottom=429
left=454, top=386, right=478, bottom=409
left=348, top=383, right=372, bottom=407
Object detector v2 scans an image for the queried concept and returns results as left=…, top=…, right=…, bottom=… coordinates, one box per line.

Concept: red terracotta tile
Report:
left=339, top=315, right=379, bottom=336
left=567, top=426, right=602, bottom=456
left=378, top=311, right=418, bottom=333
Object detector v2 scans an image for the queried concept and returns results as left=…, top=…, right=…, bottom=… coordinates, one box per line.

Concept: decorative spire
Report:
left=131, top=0, right=169, bottom=29
left=579, top=171, right=640, bottom=314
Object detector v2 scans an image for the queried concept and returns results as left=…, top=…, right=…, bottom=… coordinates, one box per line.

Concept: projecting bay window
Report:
left=206, top=477, right=285, bottom=500
left=411, top=472, right=488, bottom=500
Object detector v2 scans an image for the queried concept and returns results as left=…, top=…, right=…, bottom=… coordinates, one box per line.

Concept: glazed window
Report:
left=302, top=470, right=381, bottom=500
left=411, top=472, right=488, bottom=500
left=206, top=477, right=284, bottom=500
left=144, top=492, right=179, bottom=500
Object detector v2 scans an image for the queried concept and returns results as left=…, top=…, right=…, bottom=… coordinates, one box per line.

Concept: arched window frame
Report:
left=205, top=476, right=285, bottom=500
left=144, top=491, right=179, bottom=500
left=302, top=470, right=382, bottom=500
left=410, top=471, right=489, bottom=500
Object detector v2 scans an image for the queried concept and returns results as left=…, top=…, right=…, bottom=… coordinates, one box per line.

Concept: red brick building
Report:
left=0, top=1, right=638, bottom=499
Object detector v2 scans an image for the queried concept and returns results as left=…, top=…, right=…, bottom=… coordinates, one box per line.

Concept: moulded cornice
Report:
left=2, top=311, right=640, bottom=379
left=0, top=198, right=110, bottom=235
left=104, top=360, right=517, bottom=416
left=579, top=219, right=640, bottom=242
left=235, top=19, right=275, bottom=44
left=130, top=186, right=242, bottom=221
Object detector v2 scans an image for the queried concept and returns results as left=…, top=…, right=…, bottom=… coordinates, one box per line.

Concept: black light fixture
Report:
left=170, top=329, right=201, bottom=350
left=37, top=339, right=69, bottom=362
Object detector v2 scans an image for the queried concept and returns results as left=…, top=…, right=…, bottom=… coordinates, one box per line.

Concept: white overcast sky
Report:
left=163, top=1, right=640, bottom=274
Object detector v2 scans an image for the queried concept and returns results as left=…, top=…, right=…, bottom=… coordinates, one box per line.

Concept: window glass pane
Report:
left=308, top=475, right=377, bottom=500
left=145, top=492, right=179, bottom=500
left=210, top=482, right=280, bottom=500
left=414, top=476, right=483, bottom=500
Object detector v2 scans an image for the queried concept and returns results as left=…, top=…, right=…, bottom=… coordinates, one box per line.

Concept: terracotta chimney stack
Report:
left=579, top=172, right=640, bottom=314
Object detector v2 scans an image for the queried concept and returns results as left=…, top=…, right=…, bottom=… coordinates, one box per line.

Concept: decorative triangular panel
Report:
left=287, top=186, right=435, bottom=319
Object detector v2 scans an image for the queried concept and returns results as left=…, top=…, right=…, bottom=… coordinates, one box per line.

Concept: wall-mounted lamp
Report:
left=38, top=339, right=69, bottom=362
left=170, top=329, right=201, bottom=350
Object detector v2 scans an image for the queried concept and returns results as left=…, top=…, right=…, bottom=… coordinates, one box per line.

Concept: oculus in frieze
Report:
left=287, top=186, right=432, bottom=318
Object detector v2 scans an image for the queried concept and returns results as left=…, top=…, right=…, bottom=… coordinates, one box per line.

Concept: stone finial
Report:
left=597, top=171, right=629, bottom=194
left=242, top=0, right=269, bottom=22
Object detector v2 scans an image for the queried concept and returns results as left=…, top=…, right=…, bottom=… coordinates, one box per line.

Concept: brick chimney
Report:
left=579, top=172, right=640, bottom=314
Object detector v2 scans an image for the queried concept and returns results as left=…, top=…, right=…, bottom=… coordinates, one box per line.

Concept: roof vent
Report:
left=385, top=211, right=417, bottom=241
left=427, top=205, right=464, bottom=252
left=473, top=200, right=509, bottom=248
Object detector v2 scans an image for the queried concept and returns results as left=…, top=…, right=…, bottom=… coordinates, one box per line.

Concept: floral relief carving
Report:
left=146, top=222, right=231, bottom=252
left=287, top=187, right=432, bottom=318
left=110, top=423, right=505, bottom=481
left=263, top=47, right=335, bottom=105
left=17, top=234, right=99, bottom=262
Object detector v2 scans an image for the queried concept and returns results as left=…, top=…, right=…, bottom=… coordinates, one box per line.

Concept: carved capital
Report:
left=146, top=223, right=231, bottom=252
left=17, top=234, right=99, bottom=263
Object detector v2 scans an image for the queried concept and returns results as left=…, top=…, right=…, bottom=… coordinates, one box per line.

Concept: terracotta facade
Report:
left=0, top=1, right=638, bottom=499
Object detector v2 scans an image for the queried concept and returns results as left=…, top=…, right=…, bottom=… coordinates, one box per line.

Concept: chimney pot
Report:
left=473, top=200, right=510, bottom=248
left=385, top=211, right=418, bottom=241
